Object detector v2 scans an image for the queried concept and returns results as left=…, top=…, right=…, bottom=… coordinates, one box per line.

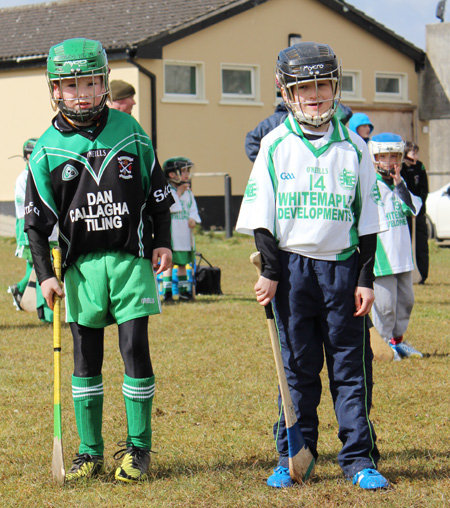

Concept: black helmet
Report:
left=163, top=157, right=194, bottom=185
left=276, top=42, right=341, bottom=127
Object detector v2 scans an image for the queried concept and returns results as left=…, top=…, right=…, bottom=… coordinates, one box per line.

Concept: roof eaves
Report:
left=316, top=0, right=426, bottom=68
left=0, top=47, right=134, bottom=72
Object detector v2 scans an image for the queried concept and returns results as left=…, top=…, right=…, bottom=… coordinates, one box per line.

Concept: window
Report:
left=341, top=70, right=363, bottom=101
left=220, top=64, right=261, bottom=104
left=163, top=61, right=206, bottom=103
left=374, top=72, right=409, bottom=102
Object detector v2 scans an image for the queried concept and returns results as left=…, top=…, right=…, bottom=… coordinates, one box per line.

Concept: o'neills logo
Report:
left=118, top=156, right=133, bottom=180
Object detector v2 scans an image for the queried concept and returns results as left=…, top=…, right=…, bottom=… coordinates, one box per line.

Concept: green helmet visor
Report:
left=47, top=38, right=110, bottom=123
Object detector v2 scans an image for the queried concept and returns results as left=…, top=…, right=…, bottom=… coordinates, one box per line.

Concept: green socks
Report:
left=178, top=275, right=191, bottom=295
left=72, top=374, right=104, bottom=456
left=72, top=374, right=155, bottom=454
left=162, top=276, right=172, bottom=296
left=17, top=261, right=33, bottom=294
left=122, top=374, right=155, bottom=450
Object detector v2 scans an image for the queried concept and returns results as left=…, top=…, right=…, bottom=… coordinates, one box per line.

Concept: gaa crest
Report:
left=243, top=178, right=258, bottom=203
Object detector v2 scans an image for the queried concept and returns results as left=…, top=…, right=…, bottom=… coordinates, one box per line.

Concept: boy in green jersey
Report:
left=24, top=38, right=174, bottom=483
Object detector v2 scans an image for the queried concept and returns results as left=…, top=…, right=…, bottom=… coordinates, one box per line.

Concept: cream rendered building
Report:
left=0, top=0, right=427, bottom=232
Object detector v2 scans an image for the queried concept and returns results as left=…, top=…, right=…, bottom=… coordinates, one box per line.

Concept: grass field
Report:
left=1, top=233, right=450, bottom=508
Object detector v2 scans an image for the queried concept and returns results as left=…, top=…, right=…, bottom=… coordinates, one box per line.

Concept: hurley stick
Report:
left=51, top=247, right=65, bottom=485
left=250, top=252, right=315, bottom=484
left=190, top=229, right=196, bottom=300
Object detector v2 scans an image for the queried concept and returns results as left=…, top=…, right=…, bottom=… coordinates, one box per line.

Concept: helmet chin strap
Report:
left=58, top=100, right=106, bottom=125
left=376, top=164, right=395, bottom=178
left=293, top=105, right=335, bottom=128
left=169, top=178, right=191, bottom=186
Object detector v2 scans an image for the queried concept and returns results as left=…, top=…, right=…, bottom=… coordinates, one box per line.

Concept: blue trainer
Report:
left=395, top=341, right=423, bottom=358
left=352, top=468, right=389, bottom=489
left=389, top=343, right=402, bottom=361
left=267, top=466, right=294, bottom=488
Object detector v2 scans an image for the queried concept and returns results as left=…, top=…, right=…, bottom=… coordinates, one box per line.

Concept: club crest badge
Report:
left=370, top=182, right=384, bottom=206
left=118, top=156, right=134, bottom=180
left=62, top=164, right=79, bottom=181
left=339, top=168, right=356, bottom=190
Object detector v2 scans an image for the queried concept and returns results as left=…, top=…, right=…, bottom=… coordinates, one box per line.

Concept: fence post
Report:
left=224, top=174, right=233, bottom=239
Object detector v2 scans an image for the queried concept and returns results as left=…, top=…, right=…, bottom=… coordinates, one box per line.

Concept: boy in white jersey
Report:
left=368, top=133, right=423, bottom=360
left=162, top=157, right=201, bottom=301
left=236, top=42, right=389, bottom=490
left=8, top=138, right=58, bottom=321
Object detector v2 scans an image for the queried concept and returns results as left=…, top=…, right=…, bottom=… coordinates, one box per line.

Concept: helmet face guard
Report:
left=163, top=157, right=194, bottom=186
left=368, top=136, right=405, bottom=178
left=47, top=38, right=110, bottom=123
left=276, top=42, right=341, bottom=127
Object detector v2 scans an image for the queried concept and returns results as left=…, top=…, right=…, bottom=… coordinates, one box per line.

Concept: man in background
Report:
left=109, top=79, right=136, bottom=115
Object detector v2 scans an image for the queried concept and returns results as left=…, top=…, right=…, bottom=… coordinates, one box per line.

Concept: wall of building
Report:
left=0, top=0, right=428, bottom=233
left=420, top=22, right=450, bottom=190
left=151, top=0, right=426, bottom=198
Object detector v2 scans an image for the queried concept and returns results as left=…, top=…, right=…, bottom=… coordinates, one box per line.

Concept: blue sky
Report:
left=0, top=0, right=443, bottom=50
left=346, top=0, right=441, bottom=49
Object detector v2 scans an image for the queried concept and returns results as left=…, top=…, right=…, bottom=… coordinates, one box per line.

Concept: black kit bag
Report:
left=195, top=253, right=223, bottom=295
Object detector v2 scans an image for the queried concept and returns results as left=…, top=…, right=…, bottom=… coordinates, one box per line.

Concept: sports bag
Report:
left=195, top=253, right=222, bottom=295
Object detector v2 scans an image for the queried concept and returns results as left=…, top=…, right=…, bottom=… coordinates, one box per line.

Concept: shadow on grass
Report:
left=165, top=295, right=257, bottom=304
left=55, top=449, right=450, bottom=489
left=423, top=352, right=450, bottom=358
left=0, top=322, right=71, bottom=330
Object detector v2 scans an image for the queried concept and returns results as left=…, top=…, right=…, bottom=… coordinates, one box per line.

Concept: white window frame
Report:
left=219, top=63, right=262, bottom=106
left=374, top=72, right=410, bottom=103
left=340, top=70, right=364, bottom=102
left=162, top=60, right=208, bottom=104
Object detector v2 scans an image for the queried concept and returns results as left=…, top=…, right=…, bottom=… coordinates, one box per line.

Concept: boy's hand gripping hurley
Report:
left=51, top=247, right=65, bottom=485
left=250, top=252, right=315, bottom=484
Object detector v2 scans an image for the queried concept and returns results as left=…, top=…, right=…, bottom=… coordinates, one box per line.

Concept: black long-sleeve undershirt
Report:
left=254, top=228, right=377, bottom=289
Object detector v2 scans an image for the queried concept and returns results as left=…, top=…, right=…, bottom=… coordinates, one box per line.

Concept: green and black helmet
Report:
left=47, top=38, right=110, bottom=123
left=23, top=138, right=38, bottom=160
left=163, top=157, right=194, bottom=185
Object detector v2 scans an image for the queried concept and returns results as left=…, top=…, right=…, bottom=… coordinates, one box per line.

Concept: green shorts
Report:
left=172, top=250, right=193, bottom=266
left=64, top=250, right=161, bottom=328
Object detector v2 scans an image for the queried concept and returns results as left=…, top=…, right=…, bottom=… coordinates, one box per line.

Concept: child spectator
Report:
left=401, top=141, right=429, bottom=284
left=236, top=41, right=389, bottom=490
left=368, top=133, right=423, bottom=360
left=349, top=112, right=374, bottom=143
left=8, top=137, right=58, bottom=322
left=162, top=157, right=201, bottom=301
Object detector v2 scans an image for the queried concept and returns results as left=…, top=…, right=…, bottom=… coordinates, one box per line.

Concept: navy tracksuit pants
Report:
left=272, top=250, right=380, bottom=478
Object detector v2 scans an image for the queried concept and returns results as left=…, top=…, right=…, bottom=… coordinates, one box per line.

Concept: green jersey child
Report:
left=24, top=38, right=174, bottom=483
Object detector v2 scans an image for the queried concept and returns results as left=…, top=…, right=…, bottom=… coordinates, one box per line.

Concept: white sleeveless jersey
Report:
left=236, top=115, right=388, bottom=261
left=374, top=175, right=422, bottom=276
